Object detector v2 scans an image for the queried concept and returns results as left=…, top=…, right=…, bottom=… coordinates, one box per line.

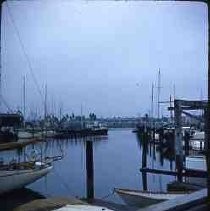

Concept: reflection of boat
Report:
left=0, top=161, right=52, bottom=194
left=114, top=188, right=187, bottom=207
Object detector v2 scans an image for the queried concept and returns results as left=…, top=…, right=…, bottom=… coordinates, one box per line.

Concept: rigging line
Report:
left=0, top=95, right=12, bottom=112
left=53, top=167, right=77, bottom=195
left=100, top=189, right=115, bottom=200
left=0, top=4, right=10, bottom=110
left=5, top=2, right=44, bottom=104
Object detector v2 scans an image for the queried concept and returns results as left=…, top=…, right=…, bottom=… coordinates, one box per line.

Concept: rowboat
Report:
left=185, top=155, right=206, bottom=187
left=114, top=188, right=188, bottom=207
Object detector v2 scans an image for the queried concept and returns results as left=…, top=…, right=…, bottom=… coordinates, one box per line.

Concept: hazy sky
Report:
left=1, top=0, right=208, bottom=118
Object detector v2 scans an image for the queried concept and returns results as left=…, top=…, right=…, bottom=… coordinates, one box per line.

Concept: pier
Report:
left=0, top=138, right=43, bottom=151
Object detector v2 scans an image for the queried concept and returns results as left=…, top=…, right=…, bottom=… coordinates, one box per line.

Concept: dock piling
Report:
left=86, top=141, right=94, bottom=201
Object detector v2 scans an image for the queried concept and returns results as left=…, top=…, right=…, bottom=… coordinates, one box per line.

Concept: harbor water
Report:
left=0, top=128, right=176, bottom=209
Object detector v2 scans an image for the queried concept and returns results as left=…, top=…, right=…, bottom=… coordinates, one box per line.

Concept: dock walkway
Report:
left=137, top=188, right=207, bottom=211
left=0, top=138, right=43, bottom=151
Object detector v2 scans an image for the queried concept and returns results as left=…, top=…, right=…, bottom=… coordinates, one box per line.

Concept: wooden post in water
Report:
left=142, top=133, right=148, bottom=191
left=174, top=100, right=183, bottom=182
left=86, top=141, right=94, bottom=201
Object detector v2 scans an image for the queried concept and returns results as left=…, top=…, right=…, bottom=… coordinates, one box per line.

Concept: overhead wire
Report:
left=5, top=1, right=45, bottom=105
left=0, top=3, right=12, bottom=112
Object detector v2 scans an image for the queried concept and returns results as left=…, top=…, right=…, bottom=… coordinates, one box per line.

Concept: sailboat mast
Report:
left=170, top=94, right=173, bottom=121
left=173, top=84, right=176, bottom=100
left=23, top=76, right=26, bottom=125
left=44, top=84, right=47, bottom=120
left=80, top=104, right=83, bottom=129
left=157, top=69, right=161, bottom=119
left=151, top=83, right=154, bottom=119
left=150, top=83, right=154, bottom=128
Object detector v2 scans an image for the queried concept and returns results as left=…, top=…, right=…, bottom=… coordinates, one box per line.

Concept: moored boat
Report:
left=0, top=161, right=52, bottom=194
left=190, top=131, right=205, bottom=150
left=185, top=155, right=206, bottom=187
left=114, top=188, right=188, bottom=207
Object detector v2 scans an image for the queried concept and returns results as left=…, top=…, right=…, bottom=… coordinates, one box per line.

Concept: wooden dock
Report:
left=0, top=138, right=44, bottom=151
left=140, top=167, right=207, bottom=178
left=137, top=188, right=207, bottom=211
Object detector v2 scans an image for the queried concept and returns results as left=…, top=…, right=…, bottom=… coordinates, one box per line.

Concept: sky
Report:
left=0, top=0, right=208, bottom=118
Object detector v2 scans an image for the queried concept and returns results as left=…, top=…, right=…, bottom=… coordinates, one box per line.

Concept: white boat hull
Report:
left=185, top=156, right=206, bottom=186
left=191, top=131, right=204, bottom=141
left=115, top=188, right=187, bottom=207
left=17, top=131, right=43, bottom=139
left=0, top=164, right=52, bottom=194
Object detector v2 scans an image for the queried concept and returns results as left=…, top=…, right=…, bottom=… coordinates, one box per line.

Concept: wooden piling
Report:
left=86, top=141, right=94, bottom=201
left=174, top=100, right=183, bottom=182
left=142, top=133, right=148, bottom=191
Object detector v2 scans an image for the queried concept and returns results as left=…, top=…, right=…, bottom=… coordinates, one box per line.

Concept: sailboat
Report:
left=0, top=160, right=52, bottom=194
left=0, top=1, right=53, bottom=194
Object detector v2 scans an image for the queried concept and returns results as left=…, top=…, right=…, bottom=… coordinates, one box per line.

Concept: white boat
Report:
left=190, top=131, right=205, bottom=150
left=114, top=188, right=187, bottom=207
left=185, top=155, right=206, bottom=171
left=185, top=155, right=206, bottom=187
left=43, top=130, right=57, bottom=138
left=17, top=129, right=44, bottom=139
left=191, top=131, right=204, bottom=140
left=0, top=161, right=52, bottom=194
left=17, top=130, right=34, bottom=139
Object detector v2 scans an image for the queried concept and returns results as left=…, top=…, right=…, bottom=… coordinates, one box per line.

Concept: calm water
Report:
left=0, top=128, right=176, bottom=208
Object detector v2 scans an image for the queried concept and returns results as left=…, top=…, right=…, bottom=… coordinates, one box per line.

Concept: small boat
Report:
left=0, top=161, right=52, bottom=194
left=16, top=128, right=44, bottom=140
left=185, top=155, right=206, bottom=187
left=190, top=131, right=205, bottom=150
left=114, top=188, right=187, bottom=207
left=191, top=131, right=204, bottom=140
left=186, top=155, right=206, bottom=171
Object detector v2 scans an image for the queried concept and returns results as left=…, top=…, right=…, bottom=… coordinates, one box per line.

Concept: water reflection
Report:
left=0, top=129, right=176, bottom=208
left=0, top=188, right=45, bottom=211
left=136, top=132, right=175, bottom=171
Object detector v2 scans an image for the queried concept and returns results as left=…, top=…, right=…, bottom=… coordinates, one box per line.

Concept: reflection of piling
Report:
left=86, top=141, right=94, bottom=201
left=142, top=133, right=148, bottom=191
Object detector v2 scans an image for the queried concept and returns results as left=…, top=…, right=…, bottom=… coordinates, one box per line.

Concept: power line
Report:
left=5, top=1, right=44, bottom=105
